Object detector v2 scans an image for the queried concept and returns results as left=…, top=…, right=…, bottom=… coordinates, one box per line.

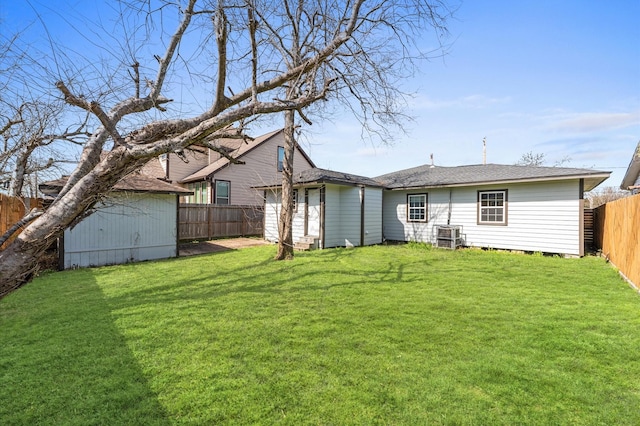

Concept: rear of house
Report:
left=261, top=169, right=383, bottom=249
left=378, top=164, right=610, bottom=256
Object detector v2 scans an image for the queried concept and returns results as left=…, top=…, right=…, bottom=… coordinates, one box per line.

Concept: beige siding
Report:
left=213, top=132, right=314, bottom=206
left=166, top=150, right=209, bottom=182
left=383, top=180, right=583, bottom=255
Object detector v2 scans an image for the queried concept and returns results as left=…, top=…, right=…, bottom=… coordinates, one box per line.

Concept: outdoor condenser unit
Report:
left=435, top=225, right=463, bottom=249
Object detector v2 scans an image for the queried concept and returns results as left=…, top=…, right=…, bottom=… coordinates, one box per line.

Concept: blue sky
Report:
left=2, top=1, right=639, bottom=189
left=305, top=1, right=640, bottom=188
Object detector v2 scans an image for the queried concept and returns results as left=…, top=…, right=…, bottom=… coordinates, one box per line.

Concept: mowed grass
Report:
left=1, top=244, right=639, bottom=425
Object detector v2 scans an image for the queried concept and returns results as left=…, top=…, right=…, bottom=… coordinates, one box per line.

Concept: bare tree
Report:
left=586, top=186, right=630, bottom=208
left=1, top=100, right=88, bottom=197
left=0, top=0, right=454, bottom=296
left=263, top=0, right=452, bottom=260
left=516, top=151, right=572, bottom=167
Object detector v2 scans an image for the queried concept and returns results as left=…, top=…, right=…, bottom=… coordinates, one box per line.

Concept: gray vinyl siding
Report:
left=63, top=193, right=178, bottom=269
left=382, top=180, right=582, bottom=255
left=364, top=187, right=383, bottom=245
left=324, top=185, right=383, bottom=248
left=214, top=133, right=315, bottom=206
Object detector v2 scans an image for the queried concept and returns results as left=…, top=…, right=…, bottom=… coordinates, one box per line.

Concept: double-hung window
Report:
left=478, top=190, right=507, bottom=225
left=407, top=194, right=427, bottom=222
left=277, top=146, right=285, bottom=172
left=214, top=180, right=230, bottom=205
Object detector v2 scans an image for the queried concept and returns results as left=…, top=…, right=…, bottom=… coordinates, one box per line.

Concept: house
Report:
left=40, top=174, right=192, bottom=269
left=258, top=168, right=384, bottom=249
left=141, top=128, right=316, bottom=206
left=261, top=163, right=610, bottom=256
left=621, top=140, right=640, bottom=194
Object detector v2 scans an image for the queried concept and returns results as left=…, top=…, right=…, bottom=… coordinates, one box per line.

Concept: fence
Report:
left=0, top=194, right=43, bottom=249
left=583, top=208, right=594, bottom=252
left=594, top=194, right=640, bottom=287
left=179, top=204, right=264, bottom=241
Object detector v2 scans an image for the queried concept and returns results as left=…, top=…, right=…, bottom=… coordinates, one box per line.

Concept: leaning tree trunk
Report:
left=0, top=148, right=143, bottom=297
left=275, top=109, right=296, bottom=260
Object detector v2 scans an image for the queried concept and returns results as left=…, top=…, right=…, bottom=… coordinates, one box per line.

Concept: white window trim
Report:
left=477, top=189, right=508, bottom=226
left=407, top=193, right=427, bottom=222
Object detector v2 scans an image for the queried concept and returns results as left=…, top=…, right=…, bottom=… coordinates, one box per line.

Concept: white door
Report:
left=307, top=188, right=321, bottom=237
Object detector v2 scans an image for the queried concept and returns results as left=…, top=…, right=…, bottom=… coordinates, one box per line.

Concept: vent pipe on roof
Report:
left=430, top=153, right=435, bottom=168
left=482, top=137, right=487, bottom=165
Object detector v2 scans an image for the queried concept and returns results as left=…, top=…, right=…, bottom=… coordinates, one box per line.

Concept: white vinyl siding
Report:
left=382, top=180, right=582, bottom=255
left=263, top=189, right=306, bottom=244
left=63, top=193, right=178, bottom=269
left=263, top=184, right=383, bottom=248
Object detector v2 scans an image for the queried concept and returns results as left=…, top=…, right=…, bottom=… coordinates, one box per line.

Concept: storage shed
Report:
left=40, top=174, right=192, bottom=269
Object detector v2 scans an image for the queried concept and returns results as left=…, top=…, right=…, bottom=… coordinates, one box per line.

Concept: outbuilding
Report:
left=41, top=174, right=192, bottom=269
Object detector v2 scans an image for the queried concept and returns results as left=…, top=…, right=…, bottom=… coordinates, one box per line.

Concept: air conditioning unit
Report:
left=435, top=225, right=463, bottom=249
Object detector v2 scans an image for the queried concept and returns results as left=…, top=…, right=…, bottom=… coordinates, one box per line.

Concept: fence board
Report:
left=0, top=195, right=43, bottom=249
left=594, top=194, right=640, bottom=287
left=179, top=204, right=264, bottom=241
left=583, top=208, right=594, bottom=252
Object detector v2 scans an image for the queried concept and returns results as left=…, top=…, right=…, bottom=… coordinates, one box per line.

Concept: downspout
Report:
left=304, top=188, right=309, bottom=236
left=175, top=194, right=180, bottom=257
left=447, top=189, right=452, bottom=225
left=360, top=186, right=365, bottom=247
left=320, top=185, right=326, bottom=249
left=579, top=179, right=585, bottom=257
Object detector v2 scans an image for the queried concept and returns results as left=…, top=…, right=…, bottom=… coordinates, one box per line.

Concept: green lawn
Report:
left=1, top=244, right=639, bottom=425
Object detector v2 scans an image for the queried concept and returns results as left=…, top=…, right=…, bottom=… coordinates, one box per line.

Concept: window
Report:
left=277, top=146, right=285, bottom=172
left=186, top=182, right=208, bottom=204
left=407, top=194, right=427, bottom=222
left=293, top=189, right=298, bottom=212
left=215, top=180, right=230, bottom=205
left=478, top=190, right=508, bottom=225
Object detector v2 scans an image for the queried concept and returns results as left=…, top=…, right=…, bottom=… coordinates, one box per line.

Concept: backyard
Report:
left=1, top=244, right=639, bottom=425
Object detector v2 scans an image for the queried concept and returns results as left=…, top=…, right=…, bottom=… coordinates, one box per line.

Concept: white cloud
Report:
left=548, top=111, right=640, bottom=133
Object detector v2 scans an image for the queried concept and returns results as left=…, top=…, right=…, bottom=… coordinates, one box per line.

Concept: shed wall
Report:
left=63, top=193, right=178, bottom=269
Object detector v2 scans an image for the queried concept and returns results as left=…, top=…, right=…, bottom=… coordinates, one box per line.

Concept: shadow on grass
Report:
left=98, top=247, right=416, bottom=311
left=0, top=272, right=171, bottom=425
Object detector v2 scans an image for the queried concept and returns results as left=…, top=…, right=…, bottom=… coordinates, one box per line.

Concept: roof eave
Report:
left=385, top=173, right=612, bottom=191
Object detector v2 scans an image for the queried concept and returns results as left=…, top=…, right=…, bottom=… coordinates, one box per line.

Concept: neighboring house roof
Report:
left=40, top=173, right=193, bottom=196
left=255, top=167, right=384, bottom=189
left=179, top=129, right=316, bottom=184
left=620, top=141, right=640, bottom=191
left=139, top=156, right=167, bottom=180
left=375, top=163, right=611, bottom=192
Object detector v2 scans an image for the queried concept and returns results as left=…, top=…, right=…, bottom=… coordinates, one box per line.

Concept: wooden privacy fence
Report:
left=179, top=204, right=264, bottom=241
left=583, top=208, right=594, bottom=252
left=0, top=194, right=43, bottom=249
left=594, top=194, right=640, bottom=287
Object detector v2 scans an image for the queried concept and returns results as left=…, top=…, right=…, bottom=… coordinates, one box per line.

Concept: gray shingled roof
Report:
left=255, top=167, right=383, bottom=188
left=375, top=163, right=610, bottom=191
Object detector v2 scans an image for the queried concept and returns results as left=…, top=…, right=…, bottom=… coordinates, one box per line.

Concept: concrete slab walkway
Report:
left=179, top=237, right=270, bottom=257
